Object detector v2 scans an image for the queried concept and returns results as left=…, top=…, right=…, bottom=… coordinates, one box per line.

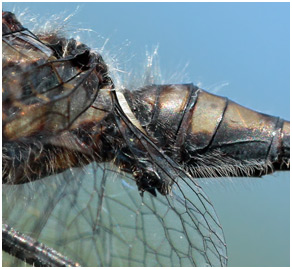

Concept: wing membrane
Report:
left=3, top=162, right=227, bottom=266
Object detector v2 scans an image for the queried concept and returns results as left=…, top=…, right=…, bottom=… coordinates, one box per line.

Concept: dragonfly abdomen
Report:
left=126, top=84, right=290, bottom=178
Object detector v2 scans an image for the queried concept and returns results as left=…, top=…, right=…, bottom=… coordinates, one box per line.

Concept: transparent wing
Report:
left=3, top=162, right=227, bottom=267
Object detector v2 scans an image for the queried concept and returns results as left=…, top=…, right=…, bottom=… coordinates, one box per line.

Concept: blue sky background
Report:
left=3, top=2, right=290, bottom=267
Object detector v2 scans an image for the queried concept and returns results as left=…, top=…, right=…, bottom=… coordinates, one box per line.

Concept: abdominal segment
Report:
left=126, top=84, right=290, bottom=178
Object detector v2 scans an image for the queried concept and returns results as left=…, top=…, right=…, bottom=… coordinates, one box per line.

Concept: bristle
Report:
left=184, top=149, right=274, bottom=180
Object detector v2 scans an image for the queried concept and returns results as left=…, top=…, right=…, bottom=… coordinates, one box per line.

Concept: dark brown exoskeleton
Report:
left=2, top=11, right=290, bottom=267
left=124, top=84, right=290, bottom=181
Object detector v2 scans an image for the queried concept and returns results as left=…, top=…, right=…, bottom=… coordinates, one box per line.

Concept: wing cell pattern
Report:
left=3, top=162, right=227, bottom=266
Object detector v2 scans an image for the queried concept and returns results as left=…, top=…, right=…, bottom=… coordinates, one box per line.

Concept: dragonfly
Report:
left=2, top=11, right=290, bottom=267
